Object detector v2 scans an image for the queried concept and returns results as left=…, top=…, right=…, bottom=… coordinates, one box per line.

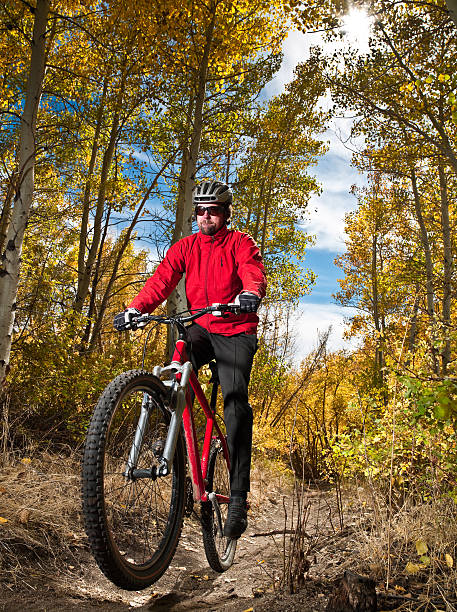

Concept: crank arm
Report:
left=208, top=492, right=224, bottom=536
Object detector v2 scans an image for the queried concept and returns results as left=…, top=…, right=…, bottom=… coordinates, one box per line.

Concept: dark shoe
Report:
left=224, top=497, right=247, bottom=539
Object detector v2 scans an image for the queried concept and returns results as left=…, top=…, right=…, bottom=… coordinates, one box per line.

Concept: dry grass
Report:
left=4, top=443, right=457, bottom=610
left=249, top=455, right=294, bottom=511
left=0, top=447, right=304, bottom=609
left=0, top=448, right=86, bottom=584
left=0, top=447, right=292, bottom=587
left=338, top=485, right=457, bottom=609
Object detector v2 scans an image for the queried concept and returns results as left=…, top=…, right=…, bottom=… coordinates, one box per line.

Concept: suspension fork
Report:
left=124, top=392, right=152, bottom=478
left=124, top=362, right=193, bottom=480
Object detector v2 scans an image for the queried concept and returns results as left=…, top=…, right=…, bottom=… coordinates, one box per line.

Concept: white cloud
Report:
left=292, top=302, right=359, bottom=361
left=265, top=11, right=374, bottom=98
left=302, top=201, right=350, bottom=251
left=325, top=117, right=365, bottom=159
left=264, top=30, right=313, bottom=97
left=262, top=27, right=368, bottom=253
left=302, top=148, right=365, bottom=251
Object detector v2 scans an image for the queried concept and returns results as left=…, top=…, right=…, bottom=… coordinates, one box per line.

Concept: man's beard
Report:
left=200, top=225, right=217, bottom=235
left=199, top=221, right=223, bottom=236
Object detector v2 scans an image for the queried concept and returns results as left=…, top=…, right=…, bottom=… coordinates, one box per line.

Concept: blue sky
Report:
left=265, top=25, right=370, bottom=359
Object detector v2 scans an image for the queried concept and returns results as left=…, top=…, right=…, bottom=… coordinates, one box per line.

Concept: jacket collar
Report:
left=198, top=225, right=229, bottom=242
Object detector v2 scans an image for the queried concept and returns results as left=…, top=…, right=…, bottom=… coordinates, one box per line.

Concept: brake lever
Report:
left=211, top=303, right=224, bottom=317
left=211, top=302, right=240, bottom=317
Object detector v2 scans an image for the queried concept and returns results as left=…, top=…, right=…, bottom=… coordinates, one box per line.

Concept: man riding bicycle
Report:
left=114, top=180, right=266, bottom=539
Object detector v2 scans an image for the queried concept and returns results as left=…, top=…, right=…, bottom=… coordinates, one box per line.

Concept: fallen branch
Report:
left=252, top=529, right=311, bottom=538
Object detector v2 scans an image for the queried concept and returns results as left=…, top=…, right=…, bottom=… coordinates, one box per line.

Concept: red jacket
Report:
left=129, top=226, right=267, bottom=335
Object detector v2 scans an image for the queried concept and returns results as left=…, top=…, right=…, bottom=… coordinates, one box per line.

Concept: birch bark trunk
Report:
left=87, top=157, right=174, bottom=352
left=171, top=11, right=216, bottom=246
left=0, top=0, right=50, bottom=384
left=167, top=11, right=216, bottom=324
left=445, top=0, right=457, bottom=31
left=438, top=164, right=453, bottom=373
left=410, top=168, right=439, bottom=374
left=0, top=174, right=16, bottom=256
left=74, top=79, right=108, bottom=313
left=73, top=75, right=124, bottom=313
left=371, top=232, right=384, bottom=386
left=407, top=286, right=420, bottom=360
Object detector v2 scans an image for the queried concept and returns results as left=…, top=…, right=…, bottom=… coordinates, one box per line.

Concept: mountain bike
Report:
left=81, top=304, right=240, bottom=591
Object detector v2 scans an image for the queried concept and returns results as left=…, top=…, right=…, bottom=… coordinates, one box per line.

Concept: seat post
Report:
left=209, top=361, right=219, bottom=412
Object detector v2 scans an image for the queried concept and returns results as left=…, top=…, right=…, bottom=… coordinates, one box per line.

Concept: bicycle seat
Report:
left=208, top=361, right=219, bottom=384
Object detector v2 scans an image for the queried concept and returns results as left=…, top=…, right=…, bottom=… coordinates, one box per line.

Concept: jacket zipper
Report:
left=205, top=237, right=215, bottom=331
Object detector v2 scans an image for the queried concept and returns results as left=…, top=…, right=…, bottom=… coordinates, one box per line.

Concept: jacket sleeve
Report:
left=236, top=234, right=267, bottom=298
left=129, top=240, right=186, bottom=313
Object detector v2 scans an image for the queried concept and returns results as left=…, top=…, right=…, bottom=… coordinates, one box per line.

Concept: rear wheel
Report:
left=82, top=370, right=186, bottom=590
left=201, top=441, right=237, bottom=572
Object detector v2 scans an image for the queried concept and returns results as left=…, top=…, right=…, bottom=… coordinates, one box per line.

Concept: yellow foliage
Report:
left=415, top=539, right=428, bottom=556
left=405, top=561, right=422, bottom=574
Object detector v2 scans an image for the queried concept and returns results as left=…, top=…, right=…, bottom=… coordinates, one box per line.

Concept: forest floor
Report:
left=0, top=452, right=456, bottom=611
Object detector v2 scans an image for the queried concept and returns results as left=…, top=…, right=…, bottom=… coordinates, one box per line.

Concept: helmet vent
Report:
left=193, top=180, right=233, bottom=205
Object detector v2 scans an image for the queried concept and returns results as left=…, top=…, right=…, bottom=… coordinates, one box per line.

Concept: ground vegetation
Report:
left=1, top=0, right=457, bottom=610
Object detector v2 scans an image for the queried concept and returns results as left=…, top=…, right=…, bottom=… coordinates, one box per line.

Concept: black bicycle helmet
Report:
left=193, top=180, right=233, bottom=205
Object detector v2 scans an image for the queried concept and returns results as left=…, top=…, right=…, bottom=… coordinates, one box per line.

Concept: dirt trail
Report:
left=0, top=480, right=341, bottom=612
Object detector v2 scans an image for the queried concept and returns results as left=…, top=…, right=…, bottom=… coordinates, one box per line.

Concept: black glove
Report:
left=238, top=292, right=261, bottom=313
left=113, top=308, right=143, bottom=331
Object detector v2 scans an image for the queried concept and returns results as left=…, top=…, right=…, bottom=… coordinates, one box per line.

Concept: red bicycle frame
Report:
left=171, top=338, right=231, bottom=505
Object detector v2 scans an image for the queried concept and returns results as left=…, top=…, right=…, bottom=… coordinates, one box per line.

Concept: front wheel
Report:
left=82, top=370, right=186, bottom=590
left=201, top=441, right=237, bottom=572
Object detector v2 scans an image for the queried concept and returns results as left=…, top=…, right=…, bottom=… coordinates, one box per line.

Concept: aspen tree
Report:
left=0, top=0, right=50, bottom=384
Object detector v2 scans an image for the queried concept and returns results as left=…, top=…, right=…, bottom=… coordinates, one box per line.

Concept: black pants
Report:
left=187, top=323, right=257, bottom=492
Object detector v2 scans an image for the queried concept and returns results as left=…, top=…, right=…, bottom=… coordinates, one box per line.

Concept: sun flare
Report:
left=342, top=7, right=372, bottom=52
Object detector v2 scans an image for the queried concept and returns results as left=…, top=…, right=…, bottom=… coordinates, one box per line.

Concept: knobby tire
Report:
left=201, top=442, right=237, bottom=572
left=82, top=370, right=186, bottom=590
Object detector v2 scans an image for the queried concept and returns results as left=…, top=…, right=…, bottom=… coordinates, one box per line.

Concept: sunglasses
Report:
left=195, top=205, right=224, bottom=216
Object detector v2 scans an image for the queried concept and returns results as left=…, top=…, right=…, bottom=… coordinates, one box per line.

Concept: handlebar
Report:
left=136, top=303, right=241, bottom=328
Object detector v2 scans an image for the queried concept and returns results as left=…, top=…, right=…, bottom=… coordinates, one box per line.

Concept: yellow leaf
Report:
left=243, top=609, right=254, bottom=612
left=420, top=555, right=430, bottom=566
left=405, top=562, right=422, bottom=574
left=0, top=516, right=8, bottom=524
left=415, top=539, right=428, bottom=555
left=445, top=553, right=454, bottom=568
left=21, top=458, right=31, bottom=465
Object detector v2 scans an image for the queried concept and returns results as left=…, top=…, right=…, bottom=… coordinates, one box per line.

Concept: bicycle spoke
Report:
left=202, top=444, right=236, bottom=572
left=100, top=386, right=178, bottom=567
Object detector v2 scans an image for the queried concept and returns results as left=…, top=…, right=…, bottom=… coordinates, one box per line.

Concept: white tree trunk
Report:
left=0, top=0, right=50, bottom=384
left=167, top=11, right=216, bottom=323
left=438, top=164, right=453, bottom=373
left=410, top=168, right=439, bottom=375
